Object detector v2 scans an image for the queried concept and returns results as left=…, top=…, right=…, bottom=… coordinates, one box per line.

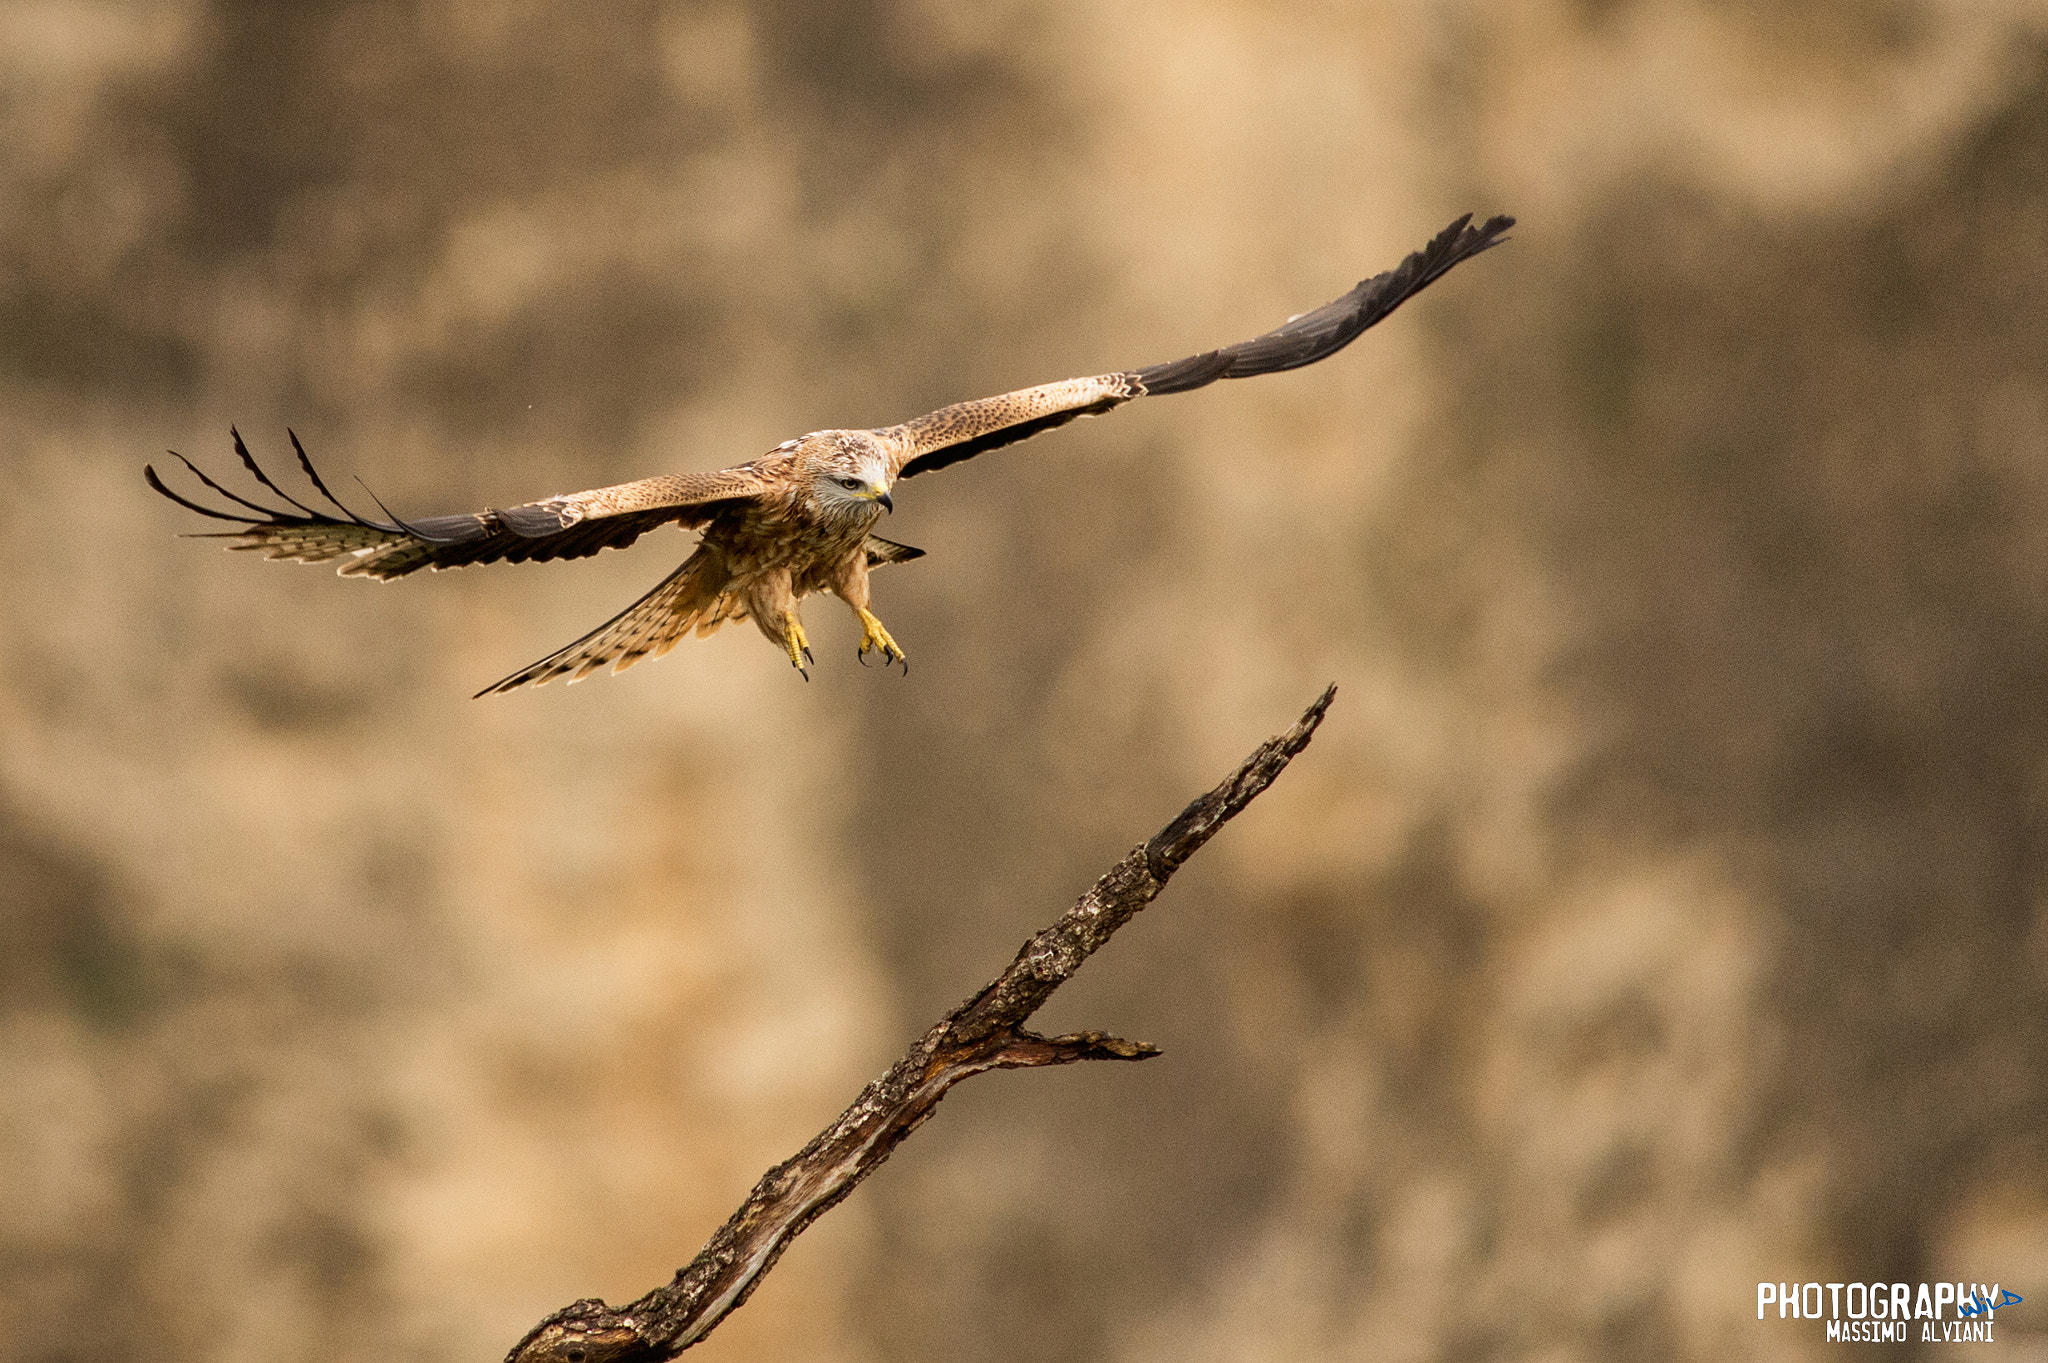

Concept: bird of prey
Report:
left=149, top=213, right=1512, bottom=695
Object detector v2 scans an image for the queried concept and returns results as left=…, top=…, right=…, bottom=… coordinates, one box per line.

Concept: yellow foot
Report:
left=783, top=611, right=814, bottom=679
left=856, top=608, right=908, bottom=674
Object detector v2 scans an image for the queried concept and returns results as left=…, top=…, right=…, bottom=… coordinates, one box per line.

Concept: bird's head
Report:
left=798, top=431, right=895, bottom=522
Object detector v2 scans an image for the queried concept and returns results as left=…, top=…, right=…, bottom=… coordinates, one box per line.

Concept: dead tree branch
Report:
left=505, top=685, right=1337, bottom=1363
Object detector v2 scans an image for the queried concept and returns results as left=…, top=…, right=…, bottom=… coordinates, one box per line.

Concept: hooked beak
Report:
left=876, top=489, right=894, bottom=513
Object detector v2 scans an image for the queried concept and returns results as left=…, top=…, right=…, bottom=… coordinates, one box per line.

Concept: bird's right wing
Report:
left=883, top=213, right=1513, bottom=480
left=146, top=429, right=771, bottom=581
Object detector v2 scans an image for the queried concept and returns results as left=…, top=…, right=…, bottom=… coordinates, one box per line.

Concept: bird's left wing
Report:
left=147, top=429, right=770, bottom=581
left=884, top=213, right=1513, bottom=481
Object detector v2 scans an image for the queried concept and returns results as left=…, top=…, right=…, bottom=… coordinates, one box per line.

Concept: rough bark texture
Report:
left=503, top=685, right=1335, bottom=1363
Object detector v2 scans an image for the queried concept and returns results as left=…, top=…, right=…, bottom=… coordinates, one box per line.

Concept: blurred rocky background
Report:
left=3, top=2, right=2047, bottom=1361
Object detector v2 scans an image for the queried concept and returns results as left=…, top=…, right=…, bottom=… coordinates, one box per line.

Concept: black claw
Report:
left=803, top=645, right=815, bottom=664
left=857, top=646, right=873, bottom=667
left=898, top=655, right=909, bottom=676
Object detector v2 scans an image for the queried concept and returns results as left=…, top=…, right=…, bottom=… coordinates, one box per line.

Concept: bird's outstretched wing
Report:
left=146, top=428, right=770, bottom=581
left=885, top=212, right=1513, bottom=480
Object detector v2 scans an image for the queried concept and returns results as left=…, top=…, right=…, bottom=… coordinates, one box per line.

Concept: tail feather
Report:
left=475, top=549, right=733, bottom=697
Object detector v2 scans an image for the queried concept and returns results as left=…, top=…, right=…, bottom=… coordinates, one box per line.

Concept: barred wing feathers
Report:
left=473, top=550, right=735, bottom=697
left=146, top=429, right=769, bottom=582
left=886, top=213, right=1512, bottom=480
left=475, top=534, right=926, bottom=696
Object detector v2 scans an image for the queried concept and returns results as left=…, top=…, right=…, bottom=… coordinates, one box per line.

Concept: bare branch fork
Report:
left=506, top=685, right=1338, bottom=1363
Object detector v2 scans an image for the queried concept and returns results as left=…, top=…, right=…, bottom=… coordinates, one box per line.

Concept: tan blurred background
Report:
left=4, top=2, right=2048, bottom=1361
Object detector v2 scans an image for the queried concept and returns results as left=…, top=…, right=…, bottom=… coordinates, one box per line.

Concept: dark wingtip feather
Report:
left=288, top=428, right=379, bottom=526
left=145, top=461, right=264, bottom=524
left=1132, top=211, right=1516, bottom=396
left=1129, top=348, right=1233, bottom=397
left=164, top=451, right=294, bottom=520
left=232, top=426, right=321, bottom=517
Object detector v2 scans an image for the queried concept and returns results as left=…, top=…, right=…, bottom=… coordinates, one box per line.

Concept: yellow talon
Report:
left=856, top=608, right=907, bottom=672
left=783, top=611, right=812, bottom=676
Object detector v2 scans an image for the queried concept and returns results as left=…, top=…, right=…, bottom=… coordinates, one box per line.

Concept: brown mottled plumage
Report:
left=148, top=214, right=1512, bottom=694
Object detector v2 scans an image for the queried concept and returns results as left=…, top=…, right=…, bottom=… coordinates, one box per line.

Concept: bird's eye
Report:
left=838, top=477, right=861, bottom=489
